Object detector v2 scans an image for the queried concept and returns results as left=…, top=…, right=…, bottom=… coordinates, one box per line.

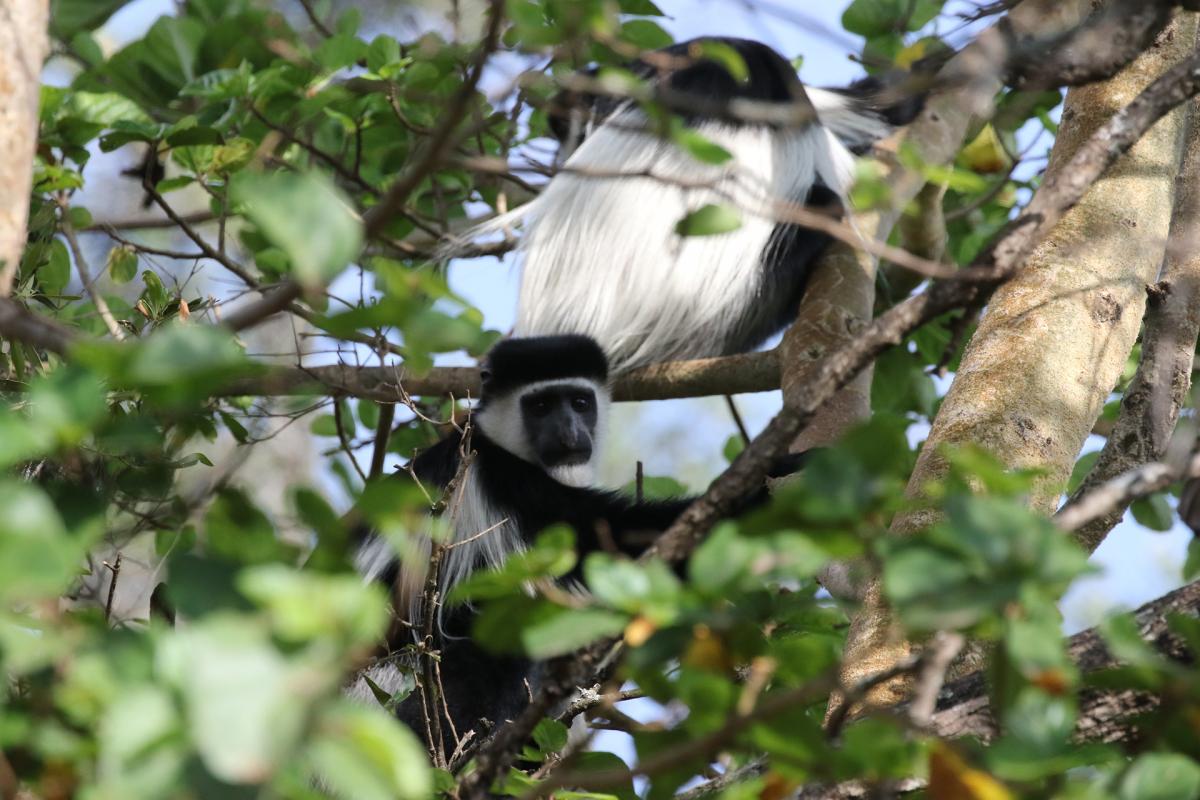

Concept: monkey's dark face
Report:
left=520, top=384, right=598, bottom=470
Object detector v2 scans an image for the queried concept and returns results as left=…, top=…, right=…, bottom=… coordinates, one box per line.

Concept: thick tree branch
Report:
left=930, top=579, right=1200, bottom=742
left=792, top=580, right=1200, bottom=799
left=0, top=0, right=50, bottom=297
left=0, top=295, right=779, bottom=401
left=1056, top=451, right=1200, bottom=532
left=837, top=8, right=1200, bottom=713
left=1060, top=98, right=1200, bottom=552
left=455, top=18, right=1200, bottom=786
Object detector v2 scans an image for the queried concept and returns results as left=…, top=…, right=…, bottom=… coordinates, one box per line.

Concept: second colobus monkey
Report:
left=476, top=37, right=925, bottom=373
left=350, top=335, right=802, bottom=749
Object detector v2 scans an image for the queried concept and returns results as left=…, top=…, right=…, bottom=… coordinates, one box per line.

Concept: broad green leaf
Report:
left=692, top=40, right=749, bottom=82
left=232, top=171, right=362, bottom=287
left=675, top=204, right=742, bottom=237
left=39, top=239, right=71, bottom=296
left=1131, top=493, right=1174, bottom=532
left=205, top=487, right=295, bottom=565
left=96, top=685, right=185, bottom=797
left=159, top=617, right=312, bottom=784
left=673, top=128, right=733, bottom=165
left=106, top=245, right=139, bottom=284
left=620, top=20, right=674, bottom=50
left=238, top=564, right=388, bottom=645
left=1118, top=753, right=1200, bottom=800
left=307, top=701, right=432, bottom=800
left=50, top=0, right=132, bottom=39
left=843, top=0, right=944, bottom=38
left=0, top=482, right=87, bottom=603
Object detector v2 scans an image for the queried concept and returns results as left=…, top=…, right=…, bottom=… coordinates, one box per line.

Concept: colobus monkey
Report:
left=349, top=335, right=801, bottom=749
left=472, top=37, right=926, bottom=373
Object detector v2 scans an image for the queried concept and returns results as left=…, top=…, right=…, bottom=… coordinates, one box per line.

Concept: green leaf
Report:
left=0, top=481, right=87, bottom=603
left=40, top=239, right=71, bottom=296
left=692, top=40, right=749, bottom=82
left=1131, top=493, right=1174, bottom=532
left=673, top=128, right=733, bottom=165
left=620, top=20, right=674, bottom=50
left=50, top=0, right=132, bottom=40
left=1118, top=753, right=1200, bottom=800
left=106, top=245, right=139, bottom=284
left=205, top=487, right=294, bottom=565
left=675, top=204, right=742, bottom=237
left=618, top=0, right=664, bottom=14
left=307, top=701, right=432, bottom=800
left=96, top=685, right=185, bottom=797
left=473, top=595, right=627, bottom=658
left=232, top=171, right=362, bottom=287
left=122, top=324, right=252, bottom=401
left=531, top=719, right=570, bottom=755
left=1068, top=451, right=1100, bottom=494
left=1185, top=537, right=1200, bottom=581
left=367, top=35, right=403, bottom=73
left=843, top=0, right=944, bottom=38
left=158, top=617, right=310, bottom=784
left=689, top=524, right=754, bottom=595
left=238, top=564, right=387, bottom=645
left=63, top=91, right=155, bottom=128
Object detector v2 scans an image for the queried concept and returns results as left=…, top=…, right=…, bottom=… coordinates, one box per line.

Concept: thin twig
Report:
left=60, top=208, right=125, bottom=341
left=725, top=395, right=751, bottom=446
left=369, top=402, right=396, bottom=479
left=332, top=397, right=368, bottom=483
left=363, top=0, right=506, bottom=239
left=103, top=553, right=123, bottom=621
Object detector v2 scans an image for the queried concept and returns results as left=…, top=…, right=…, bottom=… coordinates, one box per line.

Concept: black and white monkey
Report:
left=467, top=37, right=926, bottom=373
left=349, top=335, right=801, bottom=747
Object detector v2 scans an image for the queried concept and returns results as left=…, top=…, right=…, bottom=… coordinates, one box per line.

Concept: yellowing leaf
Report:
left=682, top=624, right=734, bottom=674
left=896, top=40, right=929, bottom=70
left=929, top=745, right=1013, bottom=800
left=960, top=125, right=1011, bottom=175
left=624, top=615, right=657, bottom=647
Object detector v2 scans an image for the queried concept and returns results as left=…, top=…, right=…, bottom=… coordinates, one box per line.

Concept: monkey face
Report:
left=519, top=384, right=598, bottom=471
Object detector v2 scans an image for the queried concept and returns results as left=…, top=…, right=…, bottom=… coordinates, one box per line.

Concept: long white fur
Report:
left=470, top=92, right=887, bottom=373
left=509, top=109, right=854, bottom=373
left=805, top=88, right=895, bottom=150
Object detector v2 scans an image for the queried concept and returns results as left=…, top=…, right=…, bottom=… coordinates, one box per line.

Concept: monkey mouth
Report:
left=539, top=448, right=592, bottom=469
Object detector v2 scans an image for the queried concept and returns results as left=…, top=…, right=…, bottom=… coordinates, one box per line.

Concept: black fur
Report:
left=480, top=335, right=608, bottom=401
left=359, top=337, right=809, bottom=751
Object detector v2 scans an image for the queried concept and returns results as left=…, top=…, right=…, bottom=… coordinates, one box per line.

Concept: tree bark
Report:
left=1061, top=95, right=1200, bottom=552
left=785, top=0, right=1094, bottom=602
left=836, top=9, right=1199, bottom=712
left=794, top=580, right=1200, bottom=800
left=0, top=0, right=50, bottom=297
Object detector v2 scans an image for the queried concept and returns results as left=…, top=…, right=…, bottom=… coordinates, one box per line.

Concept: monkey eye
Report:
left=530, top=398, right=551, bottom=416
left=571, top=395, right=592, bottom=412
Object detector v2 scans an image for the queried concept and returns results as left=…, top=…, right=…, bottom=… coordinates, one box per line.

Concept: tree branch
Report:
left=362, top=0, right=504, bottom=240
left=836, top=6, right=1200, bottom=713
left=1060, top=96, right=1200, bottom=552
left=459, top=17, right=1200, bottom=785
left=0, top=0, right=50, bottom=297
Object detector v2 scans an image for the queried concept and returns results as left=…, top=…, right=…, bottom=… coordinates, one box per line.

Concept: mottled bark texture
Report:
left=794, top=580, right=1200, bottom=800
left=1062, top=98, right=1200, bottom=552
left=836, top=9, right=1199, bottom=712
left=0, top=0, right=50, bottom=296
left=792, top=0, right=1091, bottom=602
